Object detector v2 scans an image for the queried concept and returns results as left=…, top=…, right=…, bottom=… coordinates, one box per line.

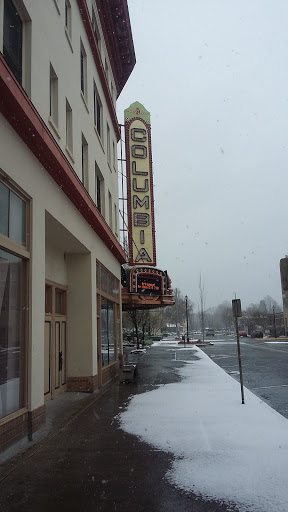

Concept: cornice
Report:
left=0, top=55, right=127, bottom=264
left=96, top=0, right=136, bottom=96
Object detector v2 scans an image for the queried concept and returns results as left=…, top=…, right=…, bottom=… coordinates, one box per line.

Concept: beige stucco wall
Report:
left=27, top=0, right=119, bottom=235
left=28, top=197, right=45, bottom=410
left=45, top=244, right=68, bottom=286
left=0, top=0, right=119, bottom=236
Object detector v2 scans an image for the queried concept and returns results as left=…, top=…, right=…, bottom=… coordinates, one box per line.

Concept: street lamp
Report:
left=185, top=295, right=189, bottom=342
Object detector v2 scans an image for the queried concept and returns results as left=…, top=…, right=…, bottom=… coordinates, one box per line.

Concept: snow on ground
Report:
left=119, top=339, right=288, bottom=512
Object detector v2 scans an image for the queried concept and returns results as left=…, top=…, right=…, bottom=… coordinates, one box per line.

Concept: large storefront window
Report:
left=0, top=177, right=28, bottom=420
left=0, top=250, right=26, bottom=419
left=97, top=263, right=120, bottom=368
left=101, top=299, right=115, bottom=366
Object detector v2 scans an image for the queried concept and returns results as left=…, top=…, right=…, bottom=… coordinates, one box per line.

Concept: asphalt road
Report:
left=200, top=335, right=288, bottom=418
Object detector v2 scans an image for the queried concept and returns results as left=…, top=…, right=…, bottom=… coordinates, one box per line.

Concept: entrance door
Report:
left=44, top=283, right=67, bottom=400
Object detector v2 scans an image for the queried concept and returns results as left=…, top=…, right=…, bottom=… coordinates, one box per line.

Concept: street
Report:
left=201, top=335, right=288, bottom=418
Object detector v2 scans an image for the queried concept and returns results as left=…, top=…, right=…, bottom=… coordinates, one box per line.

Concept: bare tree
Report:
left=162, top=288, right=186, bottom=335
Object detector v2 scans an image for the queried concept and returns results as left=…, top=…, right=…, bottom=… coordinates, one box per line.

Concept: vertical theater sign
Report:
left=121, top=102, right=174, bottom=310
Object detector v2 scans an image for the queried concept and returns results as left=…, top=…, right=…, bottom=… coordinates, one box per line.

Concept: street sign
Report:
left=232, top=299, right=242, bottom=318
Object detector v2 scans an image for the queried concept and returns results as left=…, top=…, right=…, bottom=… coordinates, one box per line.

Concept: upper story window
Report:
left=81, top=133, right=88, bottom=187
left=0, top=180, right=27, bottom=246
left=80, top=41, right=87, bottom=101
left=114, top=203, right=118, bottom=236
left=108, top=190, right=112, bottom=228
left=3, top=0, right=23, bottom=84
left=95, top=162, right=104, bottom=215
left=104, top=58, right=109, bottom=81
left=107, top=123, right=111, bottom=166
left=65, top=0, right=72, bottom=40
left=94, top=83, right=102, bottom=139
left=49, top=63, right=59, bottom=128
left=112, top=140, right=116, bottom=170
left=92, top=8, right=101, bottom=51
left=65, top=98, right=73, bottom=154
left=3, top=0, right=31, bottom=96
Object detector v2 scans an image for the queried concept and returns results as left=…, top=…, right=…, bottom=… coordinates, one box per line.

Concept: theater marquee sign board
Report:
left=125, top=102, right=156, bottom=266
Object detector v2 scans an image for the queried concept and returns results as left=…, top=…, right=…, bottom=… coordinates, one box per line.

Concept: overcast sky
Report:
left=117, top=0, right=288, bottom=309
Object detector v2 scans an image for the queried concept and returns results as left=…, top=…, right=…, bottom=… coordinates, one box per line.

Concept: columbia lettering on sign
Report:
left=124, top=102, right=156, bottom=266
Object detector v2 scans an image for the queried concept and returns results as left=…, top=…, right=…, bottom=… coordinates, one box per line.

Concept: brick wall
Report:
left=67, top=361, right=119, bottom=392
left=67, top=374, right=99, bottom=392
left=102, top=361, right=119, bottom=385
left=0, top=404, right=45, bottom=454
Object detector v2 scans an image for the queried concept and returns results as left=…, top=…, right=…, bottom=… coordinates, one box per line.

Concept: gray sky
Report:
left=117, top=0, right=288, bottom=309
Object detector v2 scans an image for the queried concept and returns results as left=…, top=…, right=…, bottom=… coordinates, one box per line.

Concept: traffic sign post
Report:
left=232, top=299, right=245, bottom=404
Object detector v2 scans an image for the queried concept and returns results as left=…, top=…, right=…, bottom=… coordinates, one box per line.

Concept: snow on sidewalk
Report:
left=119, top=342, right=288, bottom=512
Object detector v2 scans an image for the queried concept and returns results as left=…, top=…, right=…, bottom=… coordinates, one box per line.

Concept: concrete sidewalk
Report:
left=0, top=344, right=235, bottom=512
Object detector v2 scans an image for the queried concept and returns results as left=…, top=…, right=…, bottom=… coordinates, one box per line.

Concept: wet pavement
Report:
left=0, top=343, right=238, bottom=512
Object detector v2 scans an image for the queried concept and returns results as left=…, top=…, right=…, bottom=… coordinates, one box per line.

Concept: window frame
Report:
left=0, top=174, right=30, bottom=422
left=95, top=162, right=104, bottom=214
left=96, top=262, right=120, bottom=368
left=92, top=8, right=101, bottom=52
left=65, top=98, right=73, bottom=156
left=93, top=83, right=102, bottom=140
left=81, top=133, right=88, bottom=187
left=65, top=0, right=72, bottom=40
left=108, top=190, right=112, bottom=229
left=49, top=62, right=59, bottom=131
left=0, top=174, right=30, bottom=255
left=2, top=0, right=32, bottom=96
left=80, top=40, right=87, bottom=103
left=106, top=123, right=111, bottom=167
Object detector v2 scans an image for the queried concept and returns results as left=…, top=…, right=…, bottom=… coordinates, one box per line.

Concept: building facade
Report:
left=0, top=0, right=135, bottom=453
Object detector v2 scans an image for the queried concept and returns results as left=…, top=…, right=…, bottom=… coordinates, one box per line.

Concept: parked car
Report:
left=239, top=331, right=247, bottom=337
left=251, top=331, right=263, bottom=338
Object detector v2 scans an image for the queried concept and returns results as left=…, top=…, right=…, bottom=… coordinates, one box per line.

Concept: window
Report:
left=65, top=0, right=72, bottom=39
left=107, top=124, right=111, bottom=166
left=95, top=163, right=104, bottom=214
left=65, top=99, right=73, bottom=153
left=108, top=190, right=112, bottom=228
left=0, top=178, right=29, bottom=420
left=80, top=41, right=87, bottom=100
left=96, top=263, right=120, bottom=368
left=3, top=0, right=23, bottom=84
left=3, top=0, right=31, bottom=96
left=55, top=289, right=66, bottom=315
left=111, top=82, right=114, bottom=103
left=114, top=203, right=118, bottom=236
left=112, top=140, right=116, bottom=169
left=0, top=181, right=26, bottom=246
left=105, top=58, right=109, bottom=80
left=101, top=299, right=115, bottom=366
left=81, top=133, right=88, bottom=186
left=0, top=250, right=27, bottom=419
left=92, top=9, right=101, bottom=51
left=93, top=84, right=102, bottom=138
left=49, top=63, right=58, bottom=127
